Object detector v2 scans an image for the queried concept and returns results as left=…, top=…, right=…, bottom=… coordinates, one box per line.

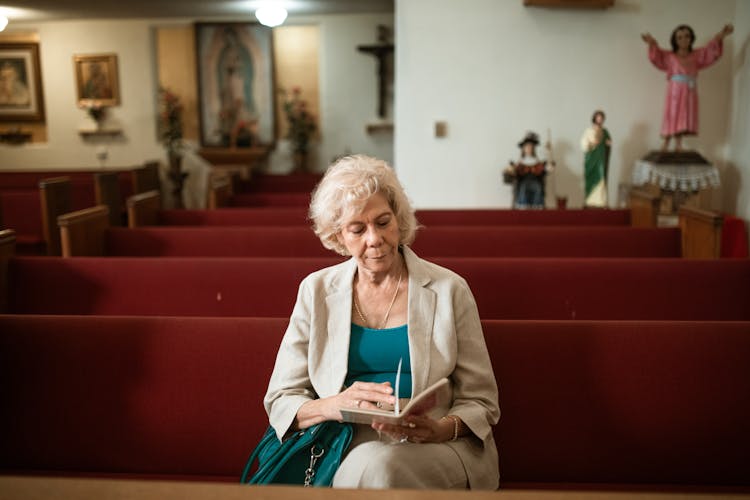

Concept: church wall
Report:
left=395, top=0, right=738, bottom=209
left=0, top=13, right=394, bottom=172
left=728, top=0, right=750, bottom=224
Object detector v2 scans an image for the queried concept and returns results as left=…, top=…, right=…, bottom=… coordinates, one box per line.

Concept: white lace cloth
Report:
left=632, top=160, right=720, bottom=192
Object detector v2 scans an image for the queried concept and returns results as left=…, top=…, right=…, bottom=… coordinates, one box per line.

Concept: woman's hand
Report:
left=641, top=33, right=657, bottom=46
left=372, top=414, right=454, bottom=444
left=295, top=381, right=397, bottom=429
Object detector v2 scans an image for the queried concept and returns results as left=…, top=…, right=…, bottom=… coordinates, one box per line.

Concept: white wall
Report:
left=729, top=0, right=750, bottom=223
left=396, top=0, right=738, bottom=209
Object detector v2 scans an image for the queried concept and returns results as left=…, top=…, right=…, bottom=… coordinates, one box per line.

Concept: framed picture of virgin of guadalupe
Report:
left=195, top=22, right=276, bottom=148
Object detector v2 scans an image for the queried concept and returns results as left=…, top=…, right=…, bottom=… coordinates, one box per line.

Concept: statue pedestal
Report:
left=632, top=150, right=719, bottom=215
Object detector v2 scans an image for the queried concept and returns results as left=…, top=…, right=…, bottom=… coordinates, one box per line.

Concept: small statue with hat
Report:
left=503, top=131, right=554, bottom=209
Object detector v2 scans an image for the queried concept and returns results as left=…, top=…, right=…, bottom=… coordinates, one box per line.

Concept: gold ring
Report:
left=376, top=401, right=383, bottom=409
left=356, top=400, right=362, bottom=408
left=399, top=435, right=408, bottom=443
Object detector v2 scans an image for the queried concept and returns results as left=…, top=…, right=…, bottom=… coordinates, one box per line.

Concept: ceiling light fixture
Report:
left=0, top=16, right=8, bottom=32
left=255, top=4, right=287, bottom=27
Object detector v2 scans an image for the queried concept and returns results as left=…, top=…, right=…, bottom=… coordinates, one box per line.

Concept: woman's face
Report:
left=522, top=143, right=535, bottom=156
left=594, top=113, right=605, bottom=126
left=336, top=192, right=401, bottom=275
left=675, top=29, right=692, bottom=51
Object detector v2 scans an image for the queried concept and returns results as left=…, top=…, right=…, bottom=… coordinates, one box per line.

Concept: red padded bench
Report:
left=97, top=226, right=680, bottom=258
left=1, top=315, right=748, bottom=488
left=156, top=208, right=631, bottom=227
left=4, top=257, right=748, bottom=320
left=416, top=209, right=631, bottom=226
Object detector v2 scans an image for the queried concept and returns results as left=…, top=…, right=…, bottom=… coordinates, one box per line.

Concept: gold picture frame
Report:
left=73, top=53, right=120, bottom=107
left=0, top=42, right=46, bottom=122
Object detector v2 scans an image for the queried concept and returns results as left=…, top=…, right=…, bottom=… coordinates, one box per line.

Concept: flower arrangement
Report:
left=279, top=86, right=316, bottom=154
left=81, top=101, right=107, bottom=126
left=157, top=87, right=183, bottom=155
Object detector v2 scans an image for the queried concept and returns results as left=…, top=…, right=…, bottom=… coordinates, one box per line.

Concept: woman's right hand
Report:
left=641, top=33, right=656, bottom=46
left=295, top=381, right=397, bottom=428
left=335, top=381, right=397, bottom=417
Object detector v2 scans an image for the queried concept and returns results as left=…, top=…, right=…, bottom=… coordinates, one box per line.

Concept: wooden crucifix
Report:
left=357, top=25, right=394, bottom=119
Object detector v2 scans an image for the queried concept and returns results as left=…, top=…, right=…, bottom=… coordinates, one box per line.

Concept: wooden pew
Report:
left=6, top=257, right=749, bottom=320
left=127, top=191, right=161, bottom=228
left=1, top=315, right=748, bottom=488
left=0, top=169, right=135, bottom=253
left=0, top=228, right=15, bottom=313
left=94, top=171, right=123, bottom=227
left=132, top=161, right=161, bottom=195
left=629, top=188, right=660, bottom=228
left=59, top=224, right=682, bottom=258
left=1, top=477, right=748, bottom=500
left=679, top=205, right=723, bottom=259
left=58, top=205, right=110, bottom=257
left=39, top=176, right=72, bottom=256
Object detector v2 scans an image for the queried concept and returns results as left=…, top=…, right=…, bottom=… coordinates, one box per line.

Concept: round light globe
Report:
left=255, top=6, right=287, bottom=27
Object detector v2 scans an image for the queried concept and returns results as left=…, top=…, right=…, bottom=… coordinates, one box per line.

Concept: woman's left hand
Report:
left=372, top=414, right=453, bottom=444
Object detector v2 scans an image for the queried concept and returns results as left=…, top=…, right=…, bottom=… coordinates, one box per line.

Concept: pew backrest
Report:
left=127, top=191, right=161, bottom=228
left=131, top=161, right=161, bottom=195
left=629, top=188, right=659, bottom=228
left=6, top=257, right=750, bottom=320
left=98, top=226, right=681, bottom=258
left=679, top=205, right=723, bottom=259
left=1, top=315, right=748, bottom=486
left=58, top=205, right=110, bottom=257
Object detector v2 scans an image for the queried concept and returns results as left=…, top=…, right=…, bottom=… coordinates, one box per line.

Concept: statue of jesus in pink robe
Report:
left=642, top=24, right=733, bottom=151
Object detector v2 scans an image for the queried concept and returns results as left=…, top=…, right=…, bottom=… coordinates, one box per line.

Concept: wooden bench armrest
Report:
left=629, top=187, right=659, bottom=228
left=127, top=190, right=161, bottom=228
left=0, top=228, right=16, bottom=257
left=39, top=176, right=72, bottom=256
left=58, top=205, right=110, bottom=257
left=679, top=205, right=723, bottom=259
left=208, top=177, right=233, bottom=209
left=0, top=229, right=16, bottom=312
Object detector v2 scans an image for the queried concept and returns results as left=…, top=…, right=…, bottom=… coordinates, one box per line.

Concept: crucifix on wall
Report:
left=357, top=25, right=394, bottom=119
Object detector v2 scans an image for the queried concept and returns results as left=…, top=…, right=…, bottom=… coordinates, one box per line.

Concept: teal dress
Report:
left=344, top=323, right=411, bottom=398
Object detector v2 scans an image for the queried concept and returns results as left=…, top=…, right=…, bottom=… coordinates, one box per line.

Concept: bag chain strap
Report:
left=303, top=445, right=325, bottom=487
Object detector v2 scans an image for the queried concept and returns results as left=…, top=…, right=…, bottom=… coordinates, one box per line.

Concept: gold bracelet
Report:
left=442, top=415, right=460, bottom=441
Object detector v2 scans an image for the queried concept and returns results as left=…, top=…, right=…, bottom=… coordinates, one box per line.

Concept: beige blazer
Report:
left=264, top=246, right=500, bottom=489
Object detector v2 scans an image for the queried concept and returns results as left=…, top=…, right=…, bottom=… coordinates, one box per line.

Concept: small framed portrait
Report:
left=195, top=22, right=276, bottom=147
left=73, top=53, right=120, bottom=107
left=0, top=42, right=46, bottom=122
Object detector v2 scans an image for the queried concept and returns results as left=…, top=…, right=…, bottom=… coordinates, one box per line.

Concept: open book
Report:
left=339, top=358, right=450, bottom=425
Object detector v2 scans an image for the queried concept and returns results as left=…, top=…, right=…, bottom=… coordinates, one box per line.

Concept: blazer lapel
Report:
left=323, top=258, right=357, bottom=396
left=403, top=247, right=436, bottom=396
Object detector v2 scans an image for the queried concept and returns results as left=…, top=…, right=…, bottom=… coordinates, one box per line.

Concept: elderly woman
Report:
left=264, top=155, right=500, bottom=489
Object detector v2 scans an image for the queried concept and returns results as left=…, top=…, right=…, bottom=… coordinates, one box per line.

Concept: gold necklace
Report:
left=354, top=269, right=403, bottom=330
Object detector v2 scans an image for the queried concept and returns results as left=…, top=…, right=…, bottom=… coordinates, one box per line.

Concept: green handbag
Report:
left=240, top=421, right=354, bottom=487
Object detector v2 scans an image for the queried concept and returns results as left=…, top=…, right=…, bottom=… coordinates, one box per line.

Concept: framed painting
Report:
left=0, top=42, right=46, bottom=122
left=73, top=53, right=120, bottom=107
left=195, top=22, right=276, bottom=147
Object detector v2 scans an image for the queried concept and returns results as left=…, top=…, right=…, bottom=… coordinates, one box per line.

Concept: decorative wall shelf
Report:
left=78, top=129, right=122, bottom=137
left=366, top=122, right=393, bottom=134
left=0, top=131, right=32, bottom=144
left=524, top=0, right=614, bottom=8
